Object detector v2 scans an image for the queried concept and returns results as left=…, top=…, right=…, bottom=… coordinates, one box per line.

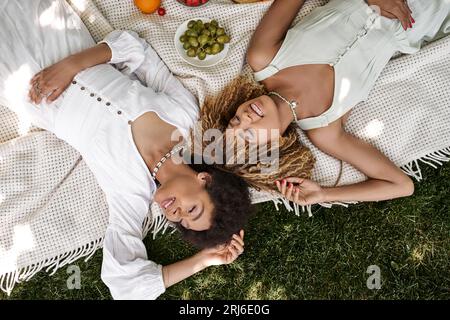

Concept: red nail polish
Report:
left=412, top=17, right=415, bottom=23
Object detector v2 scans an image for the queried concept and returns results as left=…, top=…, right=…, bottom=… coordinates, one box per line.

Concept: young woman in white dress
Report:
left=202, top=0, right=450, bottom=205
left=0, top=0, right=252, bottom=299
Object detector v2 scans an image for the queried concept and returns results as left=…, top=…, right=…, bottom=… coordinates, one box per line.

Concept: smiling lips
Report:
left=250, top=103, right=264, bottom=117
left=160, top=197, right=176, bottom=212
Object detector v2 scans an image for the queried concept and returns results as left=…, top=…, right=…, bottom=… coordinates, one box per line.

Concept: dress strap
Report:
left=253, top=64, right=280, bottom=82
left=297, top=114, right=332, bottom=131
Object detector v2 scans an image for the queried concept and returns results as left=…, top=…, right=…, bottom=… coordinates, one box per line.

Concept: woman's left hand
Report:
left=366, top=0, right=414, bottom=30
left=29, top=55, right=82, bottom=104
left=276, top=177, right=326, bottom=206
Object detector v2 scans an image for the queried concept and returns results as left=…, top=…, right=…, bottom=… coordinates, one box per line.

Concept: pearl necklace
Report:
left=151, top=144, right=185, bottom=181
left=268, top=91, right=299, bottom=123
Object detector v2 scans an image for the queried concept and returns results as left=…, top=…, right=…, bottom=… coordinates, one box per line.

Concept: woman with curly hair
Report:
left=200, top=0, right=450, bottom=205
left=0, top=0, right=253, bottom=299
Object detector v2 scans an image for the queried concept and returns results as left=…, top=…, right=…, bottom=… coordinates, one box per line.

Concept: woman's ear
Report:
left=197, top=172, right=212, bottom=186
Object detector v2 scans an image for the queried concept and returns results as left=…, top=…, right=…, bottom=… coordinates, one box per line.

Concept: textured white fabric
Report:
left=1, top=0, right=450, bottom=297
left=255, top=0, right=450, bottom=130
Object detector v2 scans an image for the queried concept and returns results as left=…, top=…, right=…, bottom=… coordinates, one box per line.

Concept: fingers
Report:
left=228, top=242, right=240, bottom=261
left=231, top=239, right=244, bottom=255
left=232, top=233, right=244, bottom=247
left=284, top=177, right=305, bottom=185
left=46, top=87, right=64, bottom=103
left=285, top=183, right=294, bottom=200
left=389, top=0, right=414, bottom=30
left=391, top=6, right=410, bottom=30
left=380, top=9, right=396, bottom=20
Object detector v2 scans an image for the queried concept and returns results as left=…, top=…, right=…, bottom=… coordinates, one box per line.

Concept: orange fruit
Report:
left=134, top=0, right=161, bottom=14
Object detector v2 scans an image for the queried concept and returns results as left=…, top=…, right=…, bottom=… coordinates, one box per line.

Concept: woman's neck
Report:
left=269, top=93, right=297, bottom=133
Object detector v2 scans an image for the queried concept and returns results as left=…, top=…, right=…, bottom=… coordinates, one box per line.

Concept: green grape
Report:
left=210, top=19, right=218, bottom=27
left=211, top=43, right=221, bottom=55
left=188, top=37, right=199, bottom=48
left=198, top=51, right=207, bottom=60
left=201, top=29, right=211, bottom=36
left=186, top=48, right=196, bottom=57
left=204, top=46, right=212, bottom=55
left=187, top=20, right=196, bottom=28
left=216, top=27, right=225, bottom=36
left=186, top=29, right=198, bottom=37
left=216, top=35, right=230, bottom=44
left=183, top=42, right=191, bottom=50
left=180, top=35, right=187, bottom=43
left=208, top=25, right=217, bottom=36
left=198, top=34, right=209, bottom=46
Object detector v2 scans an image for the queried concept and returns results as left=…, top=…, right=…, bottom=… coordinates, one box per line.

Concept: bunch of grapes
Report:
left=179, top=19, right=230, bottom=60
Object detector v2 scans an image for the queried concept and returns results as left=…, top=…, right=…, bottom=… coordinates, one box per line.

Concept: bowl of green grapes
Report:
left=174, top=18, right=230, bottom=67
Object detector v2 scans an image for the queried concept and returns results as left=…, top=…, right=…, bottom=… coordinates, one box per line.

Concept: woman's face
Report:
left=227, top=95, right=281, bottom=143
left=154, top=172, right=214, bottom=232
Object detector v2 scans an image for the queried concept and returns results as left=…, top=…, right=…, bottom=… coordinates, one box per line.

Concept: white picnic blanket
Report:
left=1, top=0, right=450, bottom=295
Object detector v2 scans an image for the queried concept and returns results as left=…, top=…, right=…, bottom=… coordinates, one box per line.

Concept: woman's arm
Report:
left=247, top=0, right=306, bottom=72
left=162, top=231, right=245, bottom=288
left=277, top=121, right=414, bottom=204
left=29, top=43, right=111, bottom=104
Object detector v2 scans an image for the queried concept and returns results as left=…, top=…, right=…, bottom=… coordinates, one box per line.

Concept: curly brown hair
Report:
left=196, top=75, right=315, bottom=193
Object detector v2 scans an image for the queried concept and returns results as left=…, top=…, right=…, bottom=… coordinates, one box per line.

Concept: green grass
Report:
left=2, top=164, right=450, bottom=300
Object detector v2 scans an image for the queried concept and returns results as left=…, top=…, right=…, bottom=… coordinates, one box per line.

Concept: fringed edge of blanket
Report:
left=0, top=237, right=103, bottom=296
left=2, top=146, right=449, bottom=296
left=0, top=210, right=173, bottom=296
left=270, top=145, right=450, bottom=217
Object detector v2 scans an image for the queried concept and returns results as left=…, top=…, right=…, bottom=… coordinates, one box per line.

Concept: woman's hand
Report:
left=197, top=230, right=245, bottom=267
left=366, top=0, right=414, bottom=30
left=29, top=55, right=82, bottom=104
left=276, top=177, right=325, bottom=206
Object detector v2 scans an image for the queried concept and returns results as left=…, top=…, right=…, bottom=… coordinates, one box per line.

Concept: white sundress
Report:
left=254, top=0, right=450, bottom=130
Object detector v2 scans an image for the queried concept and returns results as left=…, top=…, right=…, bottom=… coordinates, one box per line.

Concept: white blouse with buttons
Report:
left=253, top=0, right=450, bottom=130
left=52, top=30, right=199, bottom=300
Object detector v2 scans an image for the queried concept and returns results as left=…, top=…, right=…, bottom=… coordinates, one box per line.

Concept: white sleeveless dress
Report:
left=254, top=0, right=450, bottom=130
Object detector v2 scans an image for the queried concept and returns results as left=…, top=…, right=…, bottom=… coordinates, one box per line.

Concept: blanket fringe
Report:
left=0, top=237, right=103, bottom=296
left=401, top=146, right=450, bottom=181
left=142, top=212, right=174, bottom=240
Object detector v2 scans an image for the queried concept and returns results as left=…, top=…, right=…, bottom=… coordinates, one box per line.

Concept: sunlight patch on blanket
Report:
left=362, top=119, right=384, bottom=138
left=3, top=65, right=33, bottom=136
left=70, top=0, right=87, bottom=12
left=0, top=225, right=35, bottom=274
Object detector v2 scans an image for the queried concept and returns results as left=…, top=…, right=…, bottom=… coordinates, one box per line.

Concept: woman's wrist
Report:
left=194, top=250, right=213, bottom=269
left=322, top=187, right=332, bottom=203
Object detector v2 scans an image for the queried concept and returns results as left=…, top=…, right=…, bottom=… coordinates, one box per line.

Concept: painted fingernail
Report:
left=412, top=17, right=415, bottom=23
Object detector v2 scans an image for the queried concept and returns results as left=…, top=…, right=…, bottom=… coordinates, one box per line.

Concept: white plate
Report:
left=174, top=17, right=229, bottom=68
